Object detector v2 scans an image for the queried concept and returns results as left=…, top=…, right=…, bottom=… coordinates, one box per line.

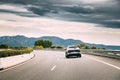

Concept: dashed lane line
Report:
left=51, top=65, right=56, bottom=71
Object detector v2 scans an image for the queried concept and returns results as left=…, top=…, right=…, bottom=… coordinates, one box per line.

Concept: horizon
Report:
left=0, top=0, right=120, bottom=46
left=0, top=35, right=120, bottom=46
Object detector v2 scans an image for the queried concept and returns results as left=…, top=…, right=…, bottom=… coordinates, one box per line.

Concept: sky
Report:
left=0, top=0, right=120, bottom=46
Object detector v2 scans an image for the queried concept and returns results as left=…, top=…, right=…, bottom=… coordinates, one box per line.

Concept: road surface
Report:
left=0, top=50, right=120, bottom=80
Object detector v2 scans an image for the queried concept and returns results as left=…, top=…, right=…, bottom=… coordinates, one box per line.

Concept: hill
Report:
left=0, top=35, right=83, bottom=47
left=0, top=35, right=120, bottom=50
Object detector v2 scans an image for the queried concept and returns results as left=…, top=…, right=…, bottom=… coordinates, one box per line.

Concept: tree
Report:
left=0, top=44, right=8, bottom=49
left=91, top=46, right=97, bottom=49
left=34, top=40, right=52, bottom=48
left=84, top=46, right=90, bottom=49
left=76, top=44, right=90, bottom=49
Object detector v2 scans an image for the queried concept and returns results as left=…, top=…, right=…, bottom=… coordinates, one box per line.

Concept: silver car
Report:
left=65, top=45, right=81, bottom=58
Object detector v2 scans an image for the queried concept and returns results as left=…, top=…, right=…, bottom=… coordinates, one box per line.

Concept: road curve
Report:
left=0, top=50, right=120, bottom=80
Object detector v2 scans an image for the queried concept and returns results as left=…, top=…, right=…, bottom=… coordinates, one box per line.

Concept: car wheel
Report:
left=66, top=55, right=69, bottom=58
left=78, top=55, right=81, bottom=58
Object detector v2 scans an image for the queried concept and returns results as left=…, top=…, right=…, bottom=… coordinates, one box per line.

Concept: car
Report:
left=65, top=45, right=81, bottom=58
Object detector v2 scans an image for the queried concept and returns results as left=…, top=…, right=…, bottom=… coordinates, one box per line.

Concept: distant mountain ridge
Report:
left=0, top=35, right=84, bottom=47
left=0, top=35, right=120, bottom=50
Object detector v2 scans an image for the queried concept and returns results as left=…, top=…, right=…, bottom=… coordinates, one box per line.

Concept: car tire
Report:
left=78, top=55, right=81, bottom=58
left=66, top=55, right=69, bottom=58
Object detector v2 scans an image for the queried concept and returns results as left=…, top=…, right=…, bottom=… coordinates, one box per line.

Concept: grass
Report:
left=0, top=48, right=33, bottom=58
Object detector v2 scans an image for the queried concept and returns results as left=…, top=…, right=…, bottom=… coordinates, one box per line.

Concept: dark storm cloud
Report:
left=56, top=5, right=95, bottom=14
left=0, top=0, right=120, bottom=28
left=0, top=9, right=39, bottom=17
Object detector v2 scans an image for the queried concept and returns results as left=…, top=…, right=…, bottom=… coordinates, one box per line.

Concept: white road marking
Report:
left=51, top=65, right=56, bottom=71
left=86, top=56, right=120, bottom=70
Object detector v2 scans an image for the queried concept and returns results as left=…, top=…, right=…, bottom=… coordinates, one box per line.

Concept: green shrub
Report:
left=34, top=40, right=52, bottom=48
left=34, top=46, right=44, bottom=49
left=56, top=46, right=64, bottom=49
left=51, top=46, right=56, bottom=49
left=0, top=48, right=33, bottom=58
left=0, top=44, right=8, bottom=49
left=51, top=45, right=64, bottom=49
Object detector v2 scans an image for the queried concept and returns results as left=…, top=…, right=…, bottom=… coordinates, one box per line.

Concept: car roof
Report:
left=67, top=45, right=78, bottom=48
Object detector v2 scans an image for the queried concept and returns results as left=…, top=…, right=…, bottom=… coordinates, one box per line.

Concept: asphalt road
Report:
left=0, top=50, right=120, bottom=80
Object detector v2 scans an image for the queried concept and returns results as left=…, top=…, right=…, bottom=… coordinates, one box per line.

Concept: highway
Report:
left=0, top=50, right=120, bottom=80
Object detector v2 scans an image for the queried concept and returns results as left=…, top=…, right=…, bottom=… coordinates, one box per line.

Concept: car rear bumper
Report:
left=66, top=52, right=81, bottom=57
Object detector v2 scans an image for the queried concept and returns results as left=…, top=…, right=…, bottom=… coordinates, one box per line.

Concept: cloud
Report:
left=0, top=0, right=120, bottom=28
left=0, top=4, right=28, bottom=12
left=79, top=0, right=109, bottom=4
left=26, top=0, right=120, bottom=28
left=0, top=4, right=39, bottom=17
left=0, top=11, right=120, bottom=45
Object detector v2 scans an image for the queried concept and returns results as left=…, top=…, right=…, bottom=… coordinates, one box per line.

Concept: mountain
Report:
left=0, top=35, right=120, bottom=50
left=40, top=36, right=84, bottom=47
left=0, top=35, right=83, bottom=47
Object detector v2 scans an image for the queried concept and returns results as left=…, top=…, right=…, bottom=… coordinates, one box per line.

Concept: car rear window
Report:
left=69, top=46, right=77, bottom=48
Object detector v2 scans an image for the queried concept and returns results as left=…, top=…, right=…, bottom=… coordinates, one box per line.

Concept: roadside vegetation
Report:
left=34, top=39, right=64, bottom=49
left=0, top=44, right=9, bottom=49
left=0, top=44, right=33, bottom=58
left=0, top=40, right=105, bottom=58
left=34, top=40, right=104, bottom=50
left=51, top=45, right=64, bottom=49
left=76, top=44, right=105, bottom=50
left=34, top=40, right=52, bottom=49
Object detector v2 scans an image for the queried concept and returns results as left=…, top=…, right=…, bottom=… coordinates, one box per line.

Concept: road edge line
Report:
left=85, top=56, right=120, bottom=70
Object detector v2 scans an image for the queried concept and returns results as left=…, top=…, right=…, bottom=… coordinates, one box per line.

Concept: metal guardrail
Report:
left=81, top=49, right=120, bottom=59
left=34, top=49, right=120, bottom=59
